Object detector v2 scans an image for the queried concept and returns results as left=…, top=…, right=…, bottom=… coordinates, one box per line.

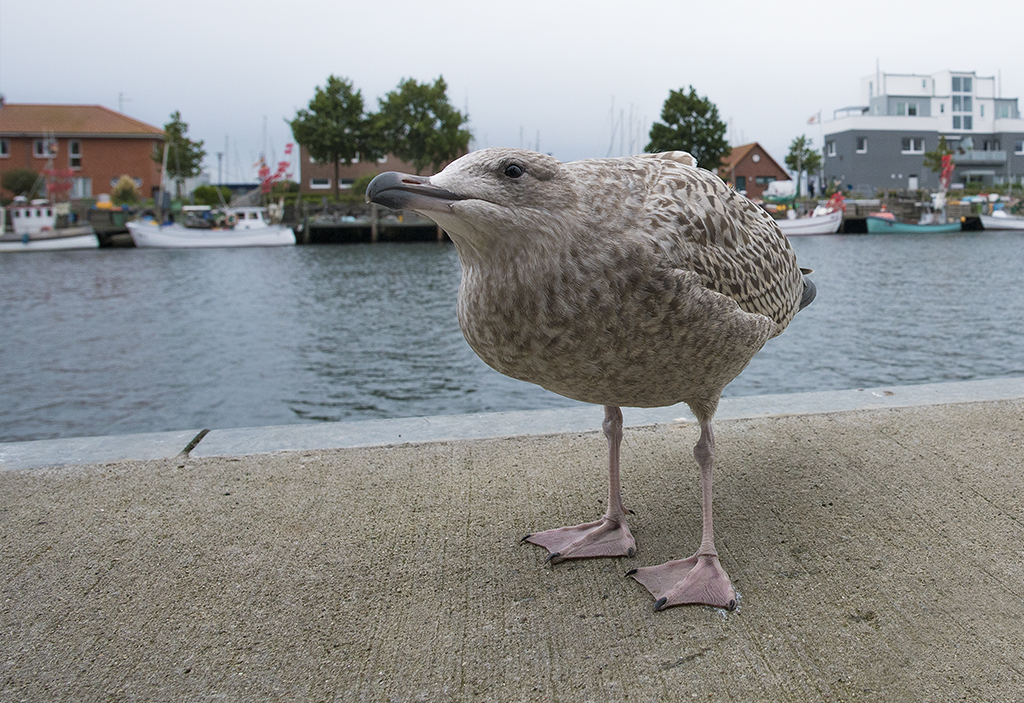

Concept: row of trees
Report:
left=157, top=81, right=951, bottom=205
left=290, top=75, right=471, bottom=197
left=148, top=74, right=471, bottom=203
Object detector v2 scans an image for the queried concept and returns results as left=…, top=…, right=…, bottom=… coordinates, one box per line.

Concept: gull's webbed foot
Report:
left=523, top=516, right=635, bottom=564
left=628, top=552, right=736, bottom=610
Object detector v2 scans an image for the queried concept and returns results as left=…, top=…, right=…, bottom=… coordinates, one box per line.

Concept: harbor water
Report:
left=3, top=232, right=1024, bottom=443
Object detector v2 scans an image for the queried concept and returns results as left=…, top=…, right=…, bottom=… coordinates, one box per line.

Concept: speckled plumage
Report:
left=366, top=148, right=814, bottom=610
left=416, top=148, right=805, bottom=422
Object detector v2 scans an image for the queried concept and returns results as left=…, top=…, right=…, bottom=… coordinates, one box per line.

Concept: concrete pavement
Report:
left=2, top=379, right=1023, bottom=701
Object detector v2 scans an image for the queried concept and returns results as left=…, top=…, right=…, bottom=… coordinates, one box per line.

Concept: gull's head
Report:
left=365, top=148, right=575, bottom=253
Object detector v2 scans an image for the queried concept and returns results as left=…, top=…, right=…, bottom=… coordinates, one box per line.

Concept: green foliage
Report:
left=351, top=173, right=378, bottom=198
left=2, top=168, right=40, bottom=197
left=375, top=76, right=471, bottom=175
left=645, top=86, right=729, bottom=171
left=154, top=111, right=206, bottom=198
left=192, top=184, right=232, bottom=207
left=785, top=135, right=822, bottom=175
left=111, top=175, right=140, bottom=205
left=270, top=180, right=300, bottom=195
left=290, top=75, right=381, bottom=198
left=923, top=135, right=954, bottom=175
left=785, top=135, right=822, bottom=195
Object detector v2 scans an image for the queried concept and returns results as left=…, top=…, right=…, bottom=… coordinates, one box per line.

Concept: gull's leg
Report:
left=629, top=421, right=737, bottom=610
left=523, top=405, right=636, bottom=563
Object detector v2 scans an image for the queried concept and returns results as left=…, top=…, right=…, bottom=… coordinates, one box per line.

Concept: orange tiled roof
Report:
left=0, top=103, right=164, bottom=138
left=718, top=142, right=790, bottom=180
left=719, top=142, right=758, bottom=169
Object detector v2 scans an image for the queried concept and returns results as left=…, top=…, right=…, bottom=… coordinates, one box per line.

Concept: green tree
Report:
left=1, top=168, right=40, bottom=198
left=154, top=111, right=206, bottom=199
left=784, top=135, right=822, bottom=196
left=923, top=135, right=954, bottom=178
left=376, top=76, right=471, bottom=175
left=111, top=175, right=140, bottom=206
left=645, top=86, right=729, bottom=171
left=290, top=75, right=379, bottom=199
left=192, top=184, right=232, bottom=207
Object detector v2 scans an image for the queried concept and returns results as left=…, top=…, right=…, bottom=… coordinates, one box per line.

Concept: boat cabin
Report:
left=9, top=198, right=57, bottom=236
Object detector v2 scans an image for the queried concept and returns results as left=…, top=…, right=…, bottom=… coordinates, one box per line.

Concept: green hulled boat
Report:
left=865, top=215, right=962, bottom=234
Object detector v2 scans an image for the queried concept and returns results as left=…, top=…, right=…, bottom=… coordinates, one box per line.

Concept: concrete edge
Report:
left=3, top=376, right=1024, bottom=471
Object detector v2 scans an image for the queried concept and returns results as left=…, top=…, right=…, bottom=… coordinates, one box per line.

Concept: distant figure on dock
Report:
left=366, top=148, right=815, bottom=610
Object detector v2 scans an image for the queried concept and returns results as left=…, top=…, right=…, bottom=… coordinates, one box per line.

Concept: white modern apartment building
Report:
left=822, top=70, right=1024, bottom=193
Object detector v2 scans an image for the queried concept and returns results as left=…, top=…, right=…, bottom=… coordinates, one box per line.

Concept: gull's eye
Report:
left=504, top=163, right=524, bottom=179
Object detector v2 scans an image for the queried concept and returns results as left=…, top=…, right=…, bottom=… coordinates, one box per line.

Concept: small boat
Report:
left=776, top=208, right=843, bottom=236
left=865, top=213, right=962, bottom=234
left=980, top=211, right=1024, bottom=231
left=0, top=198, right=99, bottom=252
left=127, top=206, right=296, bottom=248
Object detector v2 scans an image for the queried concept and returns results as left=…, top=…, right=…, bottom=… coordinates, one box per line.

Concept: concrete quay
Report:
left=1, top=378, right=1023, bottom=701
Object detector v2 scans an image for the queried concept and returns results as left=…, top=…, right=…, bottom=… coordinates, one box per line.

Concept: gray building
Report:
left=822, top=70, right=1024, bottom=193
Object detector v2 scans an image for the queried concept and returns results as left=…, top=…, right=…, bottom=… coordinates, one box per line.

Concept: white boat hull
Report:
left=775, top=209, right=843, bottom=236
left=0, top=228, right=100, bottom=252
left=980, top=213, right=1024, bottom=231
left=127, top=221, right=296, bottom=248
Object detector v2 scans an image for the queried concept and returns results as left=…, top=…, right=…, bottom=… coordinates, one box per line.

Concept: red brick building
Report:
left=0, top=103, right=164, bottom=201
left=298, top=144, right=458, bottom=194
left=717, top=142, right=790, bottom=199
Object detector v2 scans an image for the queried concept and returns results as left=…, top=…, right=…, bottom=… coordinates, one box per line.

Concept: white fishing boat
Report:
left=127, top=206, right=296, bottom=248
left=775, top=208, right=843, bottom=237
left=0, top=198, right=99, bottom=252
left=980, top=210, right=1024, bottom=231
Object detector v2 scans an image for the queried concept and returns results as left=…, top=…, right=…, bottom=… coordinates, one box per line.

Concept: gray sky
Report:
left=3, top=0, right=1021, bottom=182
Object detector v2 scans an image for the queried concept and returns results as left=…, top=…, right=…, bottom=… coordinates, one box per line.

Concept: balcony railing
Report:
left=953, top=150, right=1007, bottom=165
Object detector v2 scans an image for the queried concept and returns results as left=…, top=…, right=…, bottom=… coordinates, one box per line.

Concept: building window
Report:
left=0, top=139, right=8, bottom=158
left=754, top=176, right=776, bottom=185
left=310, top=177, right=331, bottom=190
left=69, top=140, right=82, bottom=169
left=856, top=137, right=868, bottom=153
left=951, top=76, right=973, bottom=131
left=908, top=103, right=918, bottom=116
left=952, top=76, right=973, bottom=93
left=34, top=139, right=57, bottom=158
left=901, top=138, right=925, bottom=154
left=980, top=104, right=985, bottom=118
left=1015, top=140, right=1024, bottom=155
left=735, top=176, right=746, bottom=190
left=952, top=95, right=973, bottom=112
left=998, top=104, right=1012, bottom=119
left=896, top=102, right=906, bottom=116
left=826, top=141, right=836, bottom=157
left=71, top=177, right=92, bottom=199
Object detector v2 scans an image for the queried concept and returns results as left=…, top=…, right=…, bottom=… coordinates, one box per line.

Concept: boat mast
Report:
left=157, top=142, right=169, bottom=223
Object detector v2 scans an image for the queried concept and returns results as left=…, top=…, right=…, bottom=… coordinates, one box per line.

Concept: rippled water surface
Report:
left=3, top=233, right=1024, bottom=442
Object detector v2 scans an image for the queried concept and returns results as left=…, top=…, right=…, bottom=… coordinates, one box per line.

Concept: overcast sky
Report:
left=3, top=0, right=1022, bottom=183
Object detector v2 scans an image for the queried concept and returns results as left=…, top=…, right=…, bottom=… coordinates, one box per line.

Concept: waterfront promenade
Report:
left=2, top=378, right=1023, bottom=701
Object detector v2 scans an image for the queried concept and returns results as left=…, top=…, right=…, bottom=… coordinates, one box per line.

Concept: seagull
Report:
left=366, top=148, right=814, bottom=610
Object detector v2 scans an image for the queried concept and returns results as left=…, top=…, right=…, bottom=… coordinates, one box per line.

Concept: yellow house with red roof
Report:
left=0, top=103, right=164, bottom=201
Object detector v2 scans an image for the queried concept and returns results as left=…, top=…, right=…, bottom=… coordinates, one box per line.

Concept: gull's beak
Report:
left=365, top=172, right=467, bottom=212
